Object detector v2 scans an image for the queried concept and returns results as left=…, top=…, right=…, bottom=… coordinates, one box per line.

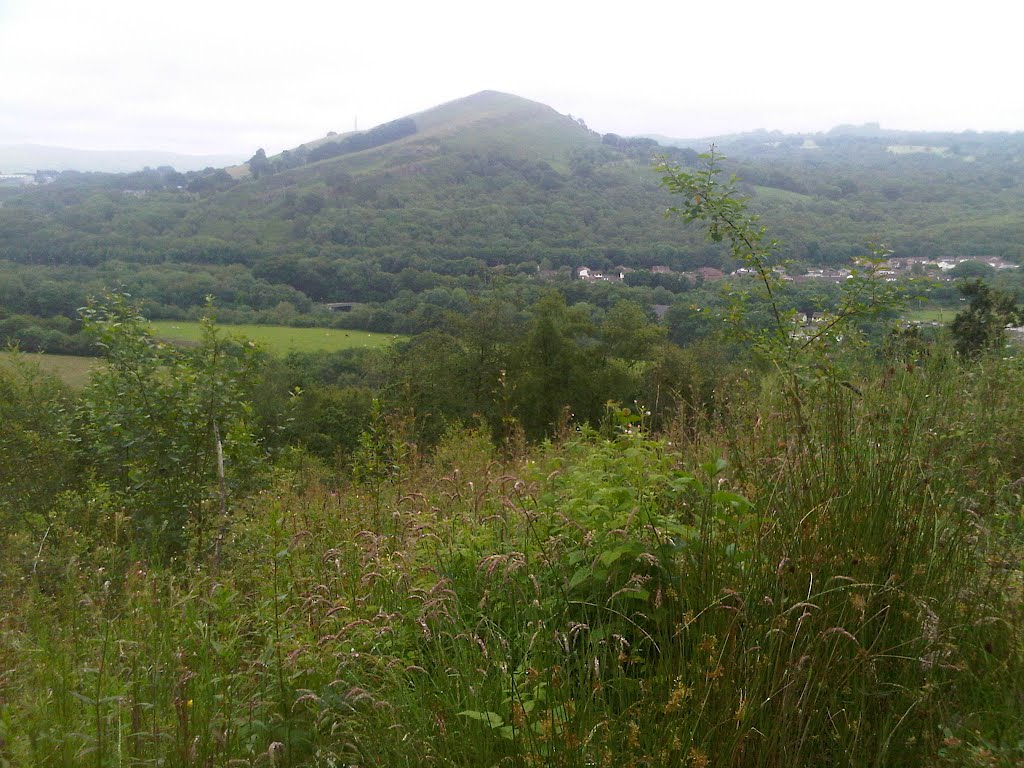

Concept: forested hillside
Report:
left=2, top=90, right=1024, bottom=348
left=672, top=125, right=1024, bottom=264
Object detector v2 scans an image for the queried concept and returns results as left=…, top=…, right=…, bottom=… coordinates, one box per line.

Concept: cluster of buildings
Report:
left=575, top=266, right=627, bottom=282
left=889, top=255, right=1019, bottom=273
left=575, top=265, right=726, bottom=283
left=791, top=256, right=1019, bottom=283
left=0, top=173, right=36, bottom=188
left=574, top=255, right=1019, bottom=286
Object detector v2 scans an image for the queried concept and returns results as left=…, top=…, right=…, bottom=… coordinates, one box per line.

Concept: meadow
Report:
left=0, top=350, right=96, bottom=388
left=0, top=325, right=402, bottom=388
left=903, top=307, right=957, bottom=324
left=150, top=321, right=405, bottom=354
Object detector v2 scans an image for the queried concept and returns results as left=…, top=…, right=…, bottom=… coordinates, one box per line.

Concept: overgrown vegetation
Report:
left=2, top=343, right=1022, bottom=766
left=1, top=153, right=1022, bottom=768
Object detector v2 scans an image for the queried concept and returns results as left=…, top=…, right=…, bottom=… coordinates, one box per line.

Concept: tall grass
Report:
left=1, top=354, right=1022, bottom=766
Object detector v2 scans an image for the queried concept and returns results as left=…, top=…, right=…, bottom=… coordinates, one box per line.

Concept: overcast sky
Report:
left=1, top=0, right=1019, bottom=156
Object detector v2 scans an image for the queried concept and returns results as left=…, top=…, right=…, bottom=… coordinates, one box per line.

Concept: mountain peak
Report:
left=408, top=90, right=564, bottom=134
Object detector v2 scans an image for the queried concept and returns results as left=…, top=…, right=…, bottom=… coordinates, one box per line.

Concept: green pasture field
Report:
left=0, top=325, right=403, bottom=387
left=904, top=307, right=957, bottom=324
left=0, top=351, right=96, bottom=387
left=149, top=321, right=405, bottom=354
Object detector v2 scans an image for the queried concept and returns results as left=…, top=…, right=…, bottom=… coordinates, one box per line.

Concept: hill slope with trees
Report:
left=1, top=91, right=1023, bottom=344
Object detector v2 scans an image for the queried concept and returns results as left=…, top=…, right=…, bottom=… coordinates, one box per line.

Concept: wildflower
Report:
left=664, top=678, right=691, bottom=713
left=849, top=593, right=867, bottom=617
left=688, top=746, right=709, bottom=768
left=512, top=703, right=527, bottom=728
left=267, top=741, right=285, bottom=765
left=735, top=696, right=747, bottom=722
left=697, top=634, right=718, bottom=655
left=627, top=721, right=640, bottom=749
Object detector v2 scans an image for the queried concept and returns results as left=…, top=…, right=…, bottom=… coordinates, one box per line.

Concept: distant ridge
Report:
left=0, top=144, right=246, bottom=174
left=641, top=123, right=1024, bottom=151
left=5, top=88, right=1023, bottom=309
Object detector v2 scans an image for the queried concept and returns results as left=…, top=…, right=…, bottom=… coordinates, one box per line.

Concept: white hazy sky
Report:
left=1, top=0, right=1020, bottom=156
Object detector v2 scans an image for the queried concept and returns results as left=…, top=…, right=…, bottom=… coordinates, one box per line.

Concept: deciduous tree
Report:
left=78, top=293, right=265, bottom=557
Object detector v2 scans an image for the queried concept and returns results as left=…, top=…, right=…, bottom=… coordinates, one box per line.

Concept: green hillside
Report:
left=0, top=91, right=707, bottom=336
left=2, top=91, right=1024, bottom=341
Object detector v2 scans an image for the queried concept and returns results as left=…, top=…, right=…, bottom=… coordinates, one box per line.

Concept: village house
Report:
left=696, top=267, right=725, bottom=281
left=576, top=266, right=624, bottom=282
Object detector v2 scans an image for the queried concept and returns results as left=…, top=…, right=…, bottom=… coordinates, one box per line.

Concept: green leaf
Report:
left=659, top=521, right=700, bottom=540
left=619, top=589, right=650, bottom=602
left=599, top=547, right=630, bottom=567
left=669, top=471, right=695, bottom=490
left=457, top=710, right=504, bottom=727
left=702, top=457, right=729, bottom=477
left=568, top=567, right=592, bottom=590
left=712, top=490, right=752, bottom=512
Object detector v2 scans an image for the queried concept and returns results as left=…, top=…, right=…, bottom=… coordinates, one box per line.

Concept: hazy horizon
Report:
left=3, top=0, right=1019, bottom=157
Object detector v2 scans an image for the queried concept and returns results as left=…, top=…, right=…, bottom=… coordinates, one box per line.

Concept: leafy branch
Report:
left=657, top=146, right=789, bottom=349
left=657, top=149, right=908, bottom=372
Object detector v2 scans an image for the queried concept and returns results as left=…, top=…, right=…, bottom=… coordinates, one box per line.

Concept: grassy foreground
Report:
left=150, top=321, right=405, bottom=354
left=1, top=353, right=1023, bottom=767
